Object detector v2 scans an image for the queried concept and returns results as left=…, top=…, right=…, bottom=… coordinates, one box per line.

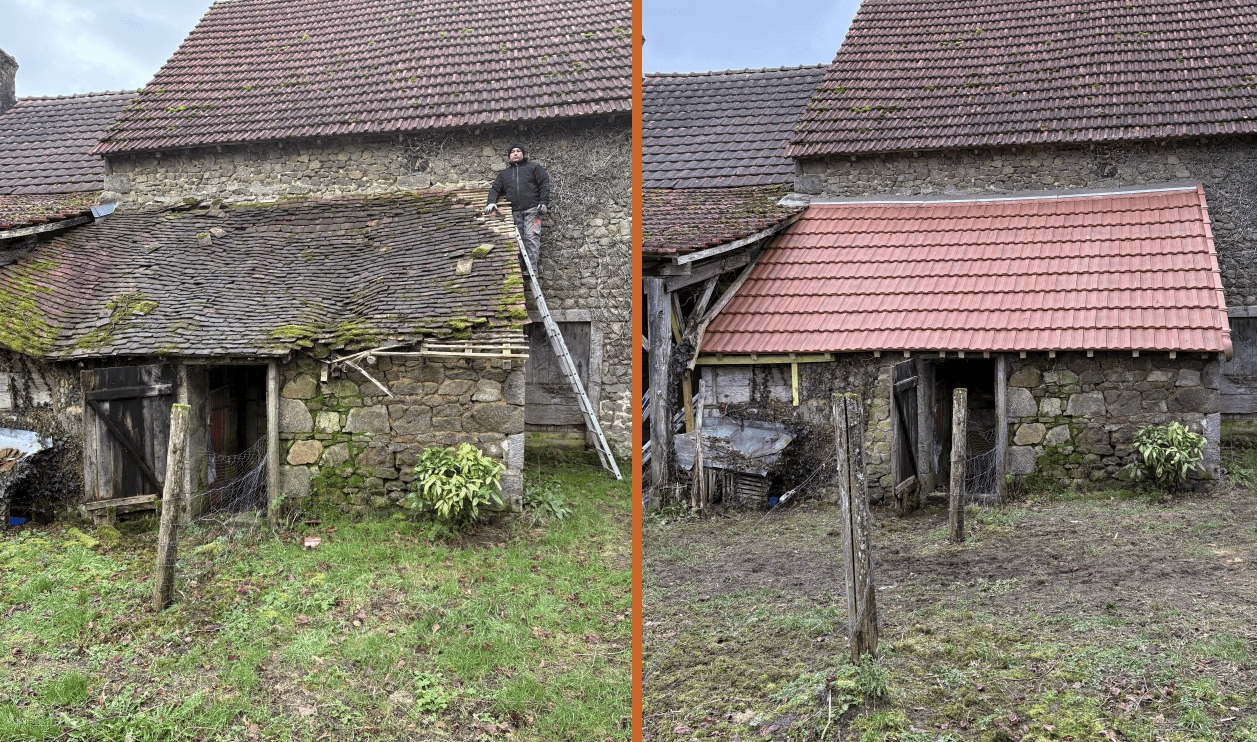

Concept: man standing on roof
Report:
left=484, top=143, right=550, bottom=276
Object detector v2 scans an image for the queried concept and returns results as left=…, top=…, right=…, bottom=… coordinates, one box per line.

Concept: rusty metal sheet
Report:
left=675, top=417, right=794, bottom=477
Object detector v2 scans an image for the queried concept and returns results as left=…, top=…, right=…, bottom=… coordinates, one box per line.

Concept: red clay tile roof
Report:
left=788, top=0, right=1257, bottom=157
left=0, top=191, right=524, bottom=359
left=644, top=66, right=827, bottom=189
left=94, top=0, right=631, bottom=155
left=0, top=91, right=134, bottom=194
left=702, top=185, right=1231, bottom=355
left=642, top=184, right=805, bottom=258
left=0, top=193, right=98, bottom=230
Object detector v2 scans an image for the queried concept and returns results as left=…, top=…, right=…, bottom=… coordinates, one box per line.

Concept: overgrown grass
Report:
left=0, top=456, right=630, bottom=741
left=644, top=477, right=1257, bottom=741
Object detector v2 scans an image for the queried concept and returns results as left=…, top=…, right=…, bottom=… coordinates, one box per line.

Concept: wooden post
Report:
left=154, top=403, right=190, bottom=611
left=994, top=354, right=1008, bottom=503
left=834, top=392, right=877, bottom=661
left=949, top=387, right=968, bottom=543
left=646, top=277, right=672, bottom=507
left=682, top=372, right=695, bottom=433
left=915, top=359, right=934, bottom=502
left=691, top=395, right=704, bottom=509
left=266, top=360, right=281, bottom=527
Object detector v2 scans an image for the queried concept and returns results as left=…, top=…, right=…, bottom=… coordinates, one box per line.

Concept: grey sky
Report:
left=644, top=0, right=862, bottom=74
left=1, top=0, right=213, bottom=97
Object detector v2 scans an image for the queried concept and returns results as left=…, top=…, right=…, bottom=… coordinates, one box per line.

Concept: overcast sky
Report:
left=2, top=0, right=213, bottom=97
left=643, top=0, right=861, bottom=74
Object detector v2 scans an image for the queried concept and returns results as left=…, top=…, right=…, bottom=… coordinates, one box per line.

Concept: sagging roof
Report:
left=0, top=191, right=525, bottom=359
left=642, top=184, right=804, bottom=258
left=788, top=0, right=1257, bottom=158
left=643, top=65, right=827, bottom=189
left=702, top=185, right=1231, bottom=355
left=0, top=91, right=134, bottom=229
left=93, top=0, right=631, bottom=156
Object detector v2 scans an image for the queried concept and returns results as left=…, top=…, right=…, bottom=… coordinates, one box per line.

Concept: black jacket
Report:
left=487, top=160, right=550, bottom=212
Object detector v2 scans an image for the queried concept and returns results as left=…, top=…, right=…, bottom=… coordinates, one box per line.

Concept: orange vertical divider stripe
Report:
left=630, top=0, right=643, bottom=738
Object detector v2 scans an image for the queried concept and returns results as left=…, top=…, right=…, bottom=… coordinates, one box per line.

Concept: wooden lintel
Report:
left=85, top=384, right=173, bottom=402
left=695, top=353, right=833, bottom=365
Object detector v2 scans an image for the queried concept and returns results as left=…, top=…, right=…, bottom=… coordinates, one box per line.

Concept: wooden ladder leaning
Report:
left=515, top=226, right=622, bottom=480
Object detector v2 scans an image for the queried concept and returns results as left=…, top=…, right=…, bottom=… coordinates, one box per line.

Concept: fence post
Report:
left=949, top=387, right=968, bottom=543
left=834, top=392, right=877, bottom=661
left=154, top=403, right=190, bottom=611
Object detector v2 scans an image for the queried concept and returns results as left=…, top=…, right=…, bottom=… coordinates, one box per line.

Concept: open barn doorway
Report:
left=934, top=358, right=999, bottom=499
left=204, top=365, right=269, bottom=514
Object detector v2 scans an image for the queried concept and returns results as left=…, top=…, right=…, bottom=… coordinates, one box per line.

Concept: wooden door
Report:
left=81, top=365, right=175, bottom=504
left=891, top=360, right=919, bottom=507
left=525, top=322, right=591, bottom=429
left=1222, top=317, right=1257, bottom=418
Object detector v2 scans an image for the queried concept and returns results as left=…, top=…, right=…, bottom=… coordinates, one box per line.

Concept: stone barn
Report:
left=0, top=191, right=529, bottom=520
left=644, top=0, right=1257, bottom=506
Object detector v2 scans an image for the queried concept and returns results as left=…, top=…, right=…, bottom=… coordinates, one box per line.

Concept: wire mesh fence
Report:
left=964, top=425, right=1000, bottom=503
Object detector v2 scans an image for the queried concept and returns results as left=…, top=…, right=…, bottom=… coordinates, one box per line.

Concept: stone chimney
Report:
left=0, top=49, right=16, bottom=116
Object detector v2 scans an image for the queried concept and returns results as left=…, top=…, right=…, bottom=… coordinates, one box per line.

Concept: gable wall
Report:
left=796, top=137, right=1257, bottom=305
left=102, top=118, right=632, bottom=456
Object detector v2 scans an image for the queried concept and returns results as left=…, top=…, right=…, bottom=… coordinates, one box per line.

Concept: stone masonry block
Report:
left=345, top=405, right=390, bottom=433
left=280, top=398, right=313, bottom=432
left=1008, top=387, right=1038, bottom=418
left=281, top=465, right=312, bottom=498
left=288, top=439, right=323, bottom=465
left=282, top=375, right=318, bottom=399
left=320, top=442, right=350, bottom=467
left=1014, top=423, right=1046, bottom=445
left=1065, top=391, right=1105, bottom=417
left=1009, top=446, right=1037, bottom=474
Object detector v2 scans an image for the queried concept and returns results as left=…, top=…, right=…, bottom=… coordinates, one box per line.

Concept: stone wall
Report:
left=1005, top=352, right=1220, bottom=488
left=795, top=136, right=1257, bottom=305
left=0, top=48, right=16, bottom=116
left=102, top=118, right=632, bottom=456
left=0, top=350, right=84, bottom=518
left=275, top=350, right=526, bottom=514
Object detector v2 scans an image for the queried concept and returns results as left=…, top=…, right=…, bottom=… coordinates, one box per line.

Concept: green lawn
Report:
left=1, top=457, right=630, bottom=741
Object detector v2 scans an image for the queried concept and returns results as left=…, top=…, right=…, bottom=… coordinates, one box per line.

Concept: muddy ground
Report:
left=643, top=487, right=1257, bottom=741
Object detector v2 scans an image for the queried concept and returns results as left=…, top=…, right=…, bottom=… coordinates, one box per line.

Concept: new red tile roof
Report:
left=702, top=185, right=1231, bottom=355
left=0, top=191, right=524, bottom=359
left=644, top=66, right=827, bottom=189
left=0, top=91, right=134, bottom=194
left=788, top=0, right=1257, bottom=157
left=94, top=0, right=631, bottom=155
left=642, top=184, right=805, bottom=258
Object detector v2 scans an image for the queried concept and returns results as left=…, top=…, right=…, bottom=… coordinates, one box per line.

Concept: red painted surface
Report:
left=702, top=186, right=1232, bottom=355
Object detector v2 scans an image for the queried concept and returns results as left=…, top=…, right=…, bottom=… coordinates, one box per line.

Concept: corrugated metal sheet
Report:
left=702, top=185, right=1232, bottom=355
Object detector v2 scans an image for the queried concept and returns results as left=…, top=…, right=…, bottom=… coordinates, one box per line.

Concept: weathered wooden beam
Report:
left=695, top=353, right=832, bottom=366
left=266, top=360, right=280, bottom=527
left=655, top=262, right=692, bottom=276
left=687, top=277, right=719, bottom=332
left=85, top=384, right=173, bottom=402
left=834, top=392, right=877, bottom=661
left=646, top=277, right=672, bottom=505
left=949, top=387, right=968, bottom=543
left=673, top=212, right=802, bottom=264
left=791, top=362, right=799, bottom=406
left=83, top=493, right=157, bottom=511
left=0, top=215, right=92, bottom=241
left=663, top=245, right=762, bottom=292
left=915, top=359, right=934, bottom=501
left=995, top=354, right=1008, bottom=503
left=154, top=403, right=190, bottom=611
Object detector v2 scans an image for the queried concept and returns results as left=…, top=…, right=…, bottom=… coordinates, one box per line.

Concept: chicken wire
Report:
left=963, top=425, right=1000, bottom=502
left=187, top=436, right=268, bottom=524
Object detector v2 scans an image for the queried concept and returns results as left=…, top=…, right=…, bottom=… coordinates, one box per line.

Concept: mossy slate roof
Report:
left=642, top=184, right=804, bottom=258
left=0, top=91, right=135, bottom=229
left=789, top=0, right=1257, bottom=157
left=93, top=0, right=631, bottom=155
left=0, top=191, right=525, bottom=359
left=643, top=66, right=827, bottom=189
left=703, top=185, right=1232, bottom=355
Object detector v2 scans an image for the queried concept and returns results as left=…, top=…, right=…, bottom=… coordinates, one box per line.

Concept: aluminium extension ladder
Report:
left=514, top=226, right=622, bottom=480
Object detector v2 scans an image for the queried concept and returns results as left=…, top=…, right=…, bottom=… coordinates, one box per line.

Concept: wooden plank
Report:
left=995, top=354, right=1008, bottom=503
left=687, top=277, right=719, bottom=332
left=681, top=372, right=695, bottom=432
left=155, top=404, right=190, bottom=611
left=708, top=367, right=752, bottom=405
left=0, top=214, right=92, bottom=241
left=84, top=494, right=157, bottom=511
left=949, top=387, right=968, bottom=543
left=834, top=392, right=877, bottom=661
left=894, top=376, right=918, bottom=393
left=81, top=370, right=99, bottom=503
left=85, top=384, right=173, bottom=402
left=791, top=362, right=799, bottom=406
left=894, top=475, right=917, bottom=495
left=670, top=293, right=684, bottom=343
left=524, top=321, right=591, bottom=426
left=673, top=212, right=803, bottom=264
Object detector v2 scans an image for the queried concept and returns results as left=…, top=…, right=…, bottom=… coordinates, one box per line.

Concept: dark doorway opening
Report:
left=934, top=358, right=997, bottom=495
left=205, top=365, right=268, bottom=513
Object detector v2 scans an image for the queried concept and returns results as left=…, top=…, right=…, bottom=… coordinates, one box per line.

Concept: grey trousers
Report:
left=513, top=206, right=541, bottom=274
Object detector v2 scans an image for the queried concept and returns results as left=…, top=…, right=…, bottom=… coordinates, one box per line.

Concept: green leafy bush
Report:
left=523, top=480, right=572, bottom=524
left=1127, top=422, right=1206, bottom=488
left=401, top=443, right=502, bottom=527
